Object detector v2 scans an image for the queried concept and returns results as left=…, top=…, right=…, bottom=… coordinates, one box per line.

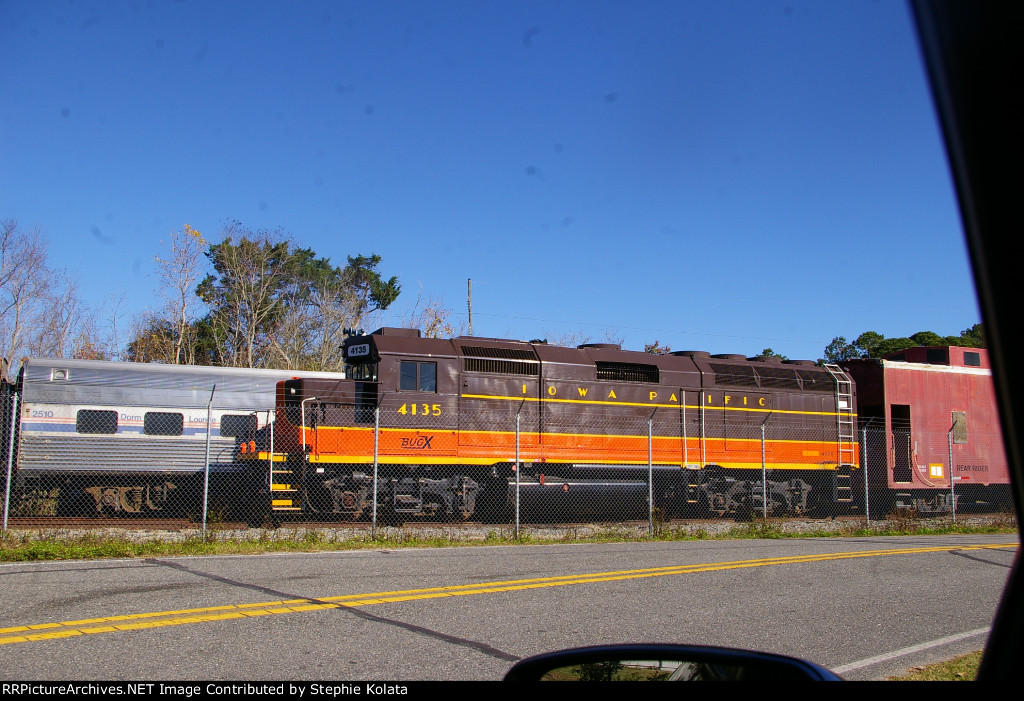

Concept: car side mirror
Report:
left=503, top=644, right=842, bottom=681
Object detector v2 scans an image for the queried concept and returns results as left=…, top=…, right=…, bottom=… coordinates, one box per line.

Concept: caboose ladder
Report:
left=824, top=364, right=856, bottom=503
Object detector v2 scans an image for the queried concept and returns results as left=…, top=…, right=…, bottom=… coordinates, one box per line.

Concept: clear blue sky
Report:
left=1, top=0, right=978, bottom=362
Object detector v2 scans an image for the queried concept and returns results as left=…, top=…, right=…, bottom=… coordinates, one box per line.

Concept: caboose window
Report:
left=76, top=409, right=118, bottom=434
left=952, top=411, right=968, bottom=444
left=144, top=412, right=184, bottom=436
left=964, top=352, right=981, bottom=367
left=400, top=361, right=437, bottom=392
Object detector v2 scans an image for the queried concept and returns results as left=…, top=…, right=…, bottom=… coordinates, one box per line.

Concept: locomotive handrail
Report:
left=299, top=396, right=318, bottom=453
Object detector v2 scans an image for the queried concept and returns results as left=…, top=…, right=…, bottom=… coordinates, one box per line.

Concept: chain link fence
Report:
left=1, top=394, right=1017, bottom=533
left=858, top=424, right=1013, bottom=521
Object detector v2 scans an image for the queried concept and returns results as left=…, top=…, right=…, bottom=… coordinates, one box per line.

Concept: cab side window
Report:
left=399, top=361, right=437, bottom=392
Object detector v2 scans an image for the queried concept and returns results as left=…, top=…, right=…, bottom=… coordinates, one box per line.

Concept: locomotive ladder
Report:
left=270, top=466, right=301, bottom=511
left=824, top=363, right=856, bottom=503
left=269, top=449, right=300, bottom=512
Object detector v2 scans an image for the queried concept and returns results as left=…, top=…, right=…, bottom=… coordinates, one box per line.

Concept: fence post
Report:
left=948, top=430, right=956, bottom=522
left=862, top=426, right=870, bottom=524
left=268, top=410, right=275, bottom=509
left=202, top=385, right=216, bottom=539
left=515, top=406, right=521, bottom=539
left=759, top=412, right=772, bottom=521
left=648, top=410, right=655, bottom=537
left=3, top=393, right=19, bottom=531
left=681, top=390, right=687, bottom=468
left=372, top=404, right=380, bottom=537
left=761, top=423, right=768, bottom=521
left=699, top=391, right=706, bottom=468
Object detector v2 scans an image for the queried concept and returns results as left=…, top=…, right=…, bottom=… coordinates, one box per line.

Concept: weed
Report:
left=728, top=520, right=787, bottom=539
left=889, top=650, right=981, bottom=681
left=301, top=529, right=326, bottom=545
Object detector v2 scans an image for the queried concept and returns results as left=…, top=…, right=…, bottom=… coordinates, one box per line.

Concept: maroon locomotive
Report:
left=253, top=328, right=859, bottom=521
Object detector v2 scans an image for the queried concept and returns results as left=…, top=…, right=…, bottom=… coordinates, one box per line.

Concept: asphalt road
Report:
left=0, top=534, right=1016, bottom=681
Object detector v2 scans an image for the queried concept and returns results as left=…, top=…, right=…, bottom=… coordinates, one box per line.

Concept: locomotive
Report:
left=248, top=328, right=861, bottom=521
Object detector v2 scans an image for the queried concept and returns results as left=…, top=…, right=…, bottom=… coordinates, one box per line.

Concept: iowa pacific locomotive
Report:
left=251, top=328, right=861, bottom=521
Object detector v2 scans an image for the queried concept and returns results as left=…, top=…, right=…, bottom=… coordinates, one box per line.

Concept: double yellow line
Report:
left=0, top=543, right=1015, bottom=646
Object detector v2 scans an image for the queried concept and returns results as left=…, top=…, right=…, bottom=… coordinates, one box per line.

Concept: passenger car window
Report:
left=220, top=414, right=258, bottom=438
left=76, top=410, right=117, bottom=435
left=143, top=412, right=184, bottom=436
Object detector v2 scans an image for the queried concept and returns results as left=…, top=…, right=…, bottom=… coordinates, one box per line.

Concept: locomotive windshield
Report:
left=345, top=361, right=378, bottom=382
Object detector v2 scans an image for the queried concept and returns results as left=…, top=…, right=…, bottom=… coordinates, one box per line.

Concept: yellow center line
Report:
left=0, top=543, right=1015, bottom=646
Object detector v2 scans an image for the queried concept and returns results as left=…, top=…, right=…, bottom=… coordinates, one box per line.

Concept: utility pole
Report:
left=467, top=278, right=473, bottom=336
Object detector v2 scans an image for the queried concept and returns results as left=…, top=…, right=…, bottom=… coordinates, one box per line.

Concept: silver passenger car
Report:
left=4, top=358, right=344, bottom=516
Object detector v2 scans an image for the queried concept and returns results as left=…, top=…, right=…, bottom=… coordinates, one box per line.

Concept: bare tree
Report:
left=269, top=277, right=359, bottom=371
left=544, top=330, right=592, bottom=348
left=100, top=291, right=131, bottom=361
left=402, top=287, right=464, bottom=339
left=543, top=328, right=624, bottom=349
left=0, top=220, right=49, bottom=370
left=27, top=269, right=94, bottom=359
left=71, top=315, right=108, bottom=360
left=154, top=224, right=207, bottom=364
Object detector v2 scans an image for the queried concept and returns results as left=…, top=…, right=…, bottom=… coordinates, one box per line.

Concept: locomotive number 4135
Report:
left=396, top=403, right=442, bottom=416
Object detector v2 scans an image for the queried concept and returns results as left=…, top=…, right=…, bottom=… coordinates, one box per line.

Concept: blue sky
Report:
left=1, top=0, right=978, bottom=362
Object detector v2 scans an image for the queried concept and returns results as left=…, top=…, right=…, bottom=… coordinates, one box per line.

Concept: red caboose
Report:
left=844, top=346, right=1009, bottom=513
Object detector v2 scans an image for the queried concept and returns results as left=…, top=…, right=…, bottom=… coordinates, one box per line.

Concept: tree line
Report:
left=643, top=327, right=985, bottom=364
left=821, top=325, right=984, bottom=363
left=1, top=218, right=985, bottom=376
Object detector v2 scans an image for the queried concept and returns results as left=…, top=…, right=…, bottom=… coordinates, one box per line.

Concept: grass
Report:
left=889, top=650, right=982, bottom=681
left=0, top=514, right=1015, bottom=562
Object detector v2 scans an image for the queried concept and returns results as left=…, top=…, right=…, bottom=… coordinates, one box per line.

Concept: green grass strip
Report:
left=0, top=515, right=1016, bottom=562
